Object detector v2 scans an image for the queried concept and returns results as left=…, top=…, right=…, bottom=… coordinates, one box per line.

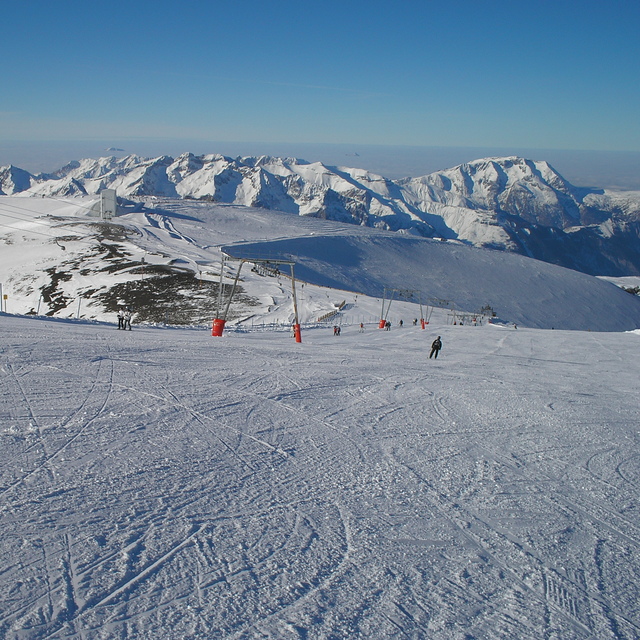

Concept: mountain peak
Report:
left=0, top=164, right=33, bottom=194
left=3, top=152, right=640, bottom=275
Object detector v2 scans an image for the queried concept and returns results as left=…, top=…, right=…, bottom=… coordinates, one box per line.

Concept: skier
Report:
left=359, top=322, right=364, bottom=333
left=123, top=307, right=132, bottom=331
left=429, top=336, right=442, bottom=359
left=117, top=308, right=125, bottom=330
left=399, top=319, right=403, bottom=328
left=385, top=320, right=391, bottom=331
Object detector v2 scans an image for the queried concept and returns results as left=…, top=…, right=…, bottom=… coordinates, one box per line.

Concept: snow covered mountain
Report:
left=2, top=154, right=640, bottom=276
left=1, top=194, right=640, bottom=332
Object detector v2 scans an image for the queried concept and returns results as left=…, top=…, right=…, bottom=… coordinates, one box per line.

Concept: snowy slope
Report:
left=0, top=198, right=640, bottom=331
left=2, top=196, right=640, bottom=332
left=1, top=313, right=639, bottom=639
left=225, top=233, right=640, bottom=331
left=4, top=154, right=640, bottom=275
left=2, top=185, right=640, bottom=638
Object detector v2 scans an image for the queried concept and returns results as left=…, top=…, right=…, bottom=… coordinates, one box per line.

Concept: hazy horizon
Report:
left=2, top=139, right=640, bottom=191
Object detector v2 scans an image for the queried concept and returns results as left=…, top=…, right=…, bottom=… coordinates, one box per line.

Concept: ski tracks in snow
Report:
left=0, top=354, right=116, bottom=508
left=2, top=320, right=640, bottom=638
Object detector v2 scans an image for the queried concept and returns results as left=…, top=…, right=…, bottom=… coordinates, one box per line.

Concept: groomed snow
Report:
left=1, top=192, right=640, bottom=638
left=1, top=314, right=639, bottom=639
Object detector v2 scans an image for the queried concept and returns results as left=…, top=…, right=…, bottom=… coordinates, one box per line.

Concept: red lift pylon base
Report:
left=212, top=318, right=226, bottom=337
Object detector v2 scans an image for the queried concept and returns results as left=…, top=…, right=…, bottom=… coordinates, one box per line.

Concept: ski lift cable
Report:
left=0, top=200, right=142, bottom=250
left=0, top=211, right=92, bottom=239
left=0, top=210, right=64, bottom=228
left=0, top=194, right=101, bottom=216
left=0, top=200, right=101, bottom=231
left=0, top=220, right=76, bottom=241
left=0, top=217, right=125, bottom=249
left=40, top=193, right=105, bottom=214
left=0, top=203, right=76, bottom=226
left=14, top=188, right=114, bottom=215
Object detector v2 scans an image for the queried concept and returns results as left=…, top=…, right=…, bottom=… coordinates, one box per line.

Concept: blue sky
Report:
left=1, top=1, right=639, bottom=174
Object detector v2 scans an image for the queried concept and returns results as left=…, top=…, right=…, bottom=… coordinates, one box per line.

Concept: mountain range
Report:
left=2, top=153, right=640, bottom=276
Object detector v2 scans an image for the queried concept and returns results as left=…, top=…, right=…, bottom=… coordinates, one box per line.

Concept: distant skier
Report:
left=429, top=336, right=442, bottom=359
left=359, top=322, right=364, bottom=333
left=385, top=321, right=391, bottom=331
left=413, top=318, right=418, bottom=326
left=117, top=308, right=125, bottom=330
left=399, top=319, right=403, bottom=328
left=123, top=307, right=132, bottom=331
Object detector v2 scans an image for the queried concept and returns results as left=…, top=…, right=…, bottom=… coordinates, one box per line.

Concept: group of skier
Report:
left=117, top=307, right=133, bottom=330
left=330, top=322, right=444, bottom=359
left=115, top=305, right=443, bottom=352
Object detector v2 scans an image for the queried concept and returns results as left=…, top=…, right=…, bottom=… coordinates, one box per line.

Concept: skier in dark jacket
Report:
left=429, top=336, right=442, bottom=359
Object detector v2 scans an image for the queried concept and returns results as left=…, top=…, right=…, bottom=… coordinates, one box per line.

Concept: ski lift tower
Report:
left=212, top=252, right=302, bottom=342
left=379, top=288, right=427, bottom=329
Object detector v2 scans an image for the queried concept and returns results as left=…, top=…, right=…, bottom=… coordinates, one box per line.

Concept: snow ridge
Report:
left=3, top=153, right=640, bottom=275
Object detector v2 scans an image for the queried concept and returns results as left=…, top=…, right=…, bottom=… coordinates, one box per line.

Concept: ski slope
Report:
left=1, top=196, right=640, bottom=332
left=1, top=313, right=639, bottom=639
